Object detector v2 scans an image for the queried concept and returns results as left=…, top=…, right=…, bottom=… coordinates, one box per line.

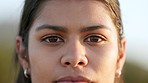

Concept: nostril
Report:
left=65, top=62, right=84, bottom=66
left=61, top=56, right=88, bottom=67
left=78, top=62, right=84, bottom=65
left=65, top=62, right=70, bottom=65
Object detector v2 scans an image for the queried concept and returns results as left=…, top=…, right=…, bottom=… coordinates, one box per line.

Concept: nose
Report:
left=61, top=40, right=88, bottom=68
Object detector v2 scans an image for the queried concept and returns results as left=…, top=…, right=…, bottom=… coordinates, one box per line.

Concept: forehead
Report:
left=33, top=0, right=115, bottom=31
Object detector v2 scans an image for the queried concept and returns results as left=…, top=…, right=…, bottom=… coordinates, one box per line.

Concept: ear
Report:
left=16, top=36, right=30, bottom=70
left=116, top=37, right=126, bottom=74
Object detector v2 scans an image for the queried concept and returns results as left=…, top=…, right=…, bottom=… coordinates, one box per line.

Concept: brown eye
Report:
left=84, top=35, right=106, bottom=44
left=42, top=35, right=64, bottom=44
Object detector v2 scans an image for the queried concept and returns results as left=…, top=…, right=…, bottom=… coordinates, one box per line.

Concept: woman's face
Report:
left=17, top=0, right=126, bottom=83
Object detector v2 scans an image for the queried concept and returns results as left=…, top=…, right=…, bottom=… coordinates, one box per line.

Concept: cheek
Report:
left=28, top=38, right=61, bottom=82
left=28, top=35, right=60, bottom=68
left=87, top=42, right=119, bottom=80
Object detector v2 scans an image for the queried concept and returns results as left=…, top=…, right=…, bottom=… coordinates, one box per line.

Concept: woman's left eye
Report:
left=41, top=35, right=64, bottom=44
left=84, top=35, right=106, bottom=44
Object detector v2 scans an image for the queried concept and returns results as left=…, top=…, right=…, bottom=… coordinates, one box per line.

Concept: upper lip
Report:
left=55, top=76, right=92, bottom=82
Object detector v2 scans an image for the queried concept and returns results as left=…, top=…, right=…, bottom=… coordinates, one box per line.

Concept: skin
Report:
left=16, top=0, right=126, bottom=83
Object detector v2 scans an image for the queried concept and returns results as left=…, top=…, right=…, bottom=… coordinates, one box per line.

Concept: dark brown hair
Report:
left=15, top=0, right=124, bottom=83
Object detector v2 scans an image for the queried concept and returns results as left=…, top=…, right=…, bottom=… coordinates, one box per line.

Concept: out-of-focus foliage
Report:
left=0, top=43, right=15, bottom=83
left=0, top=22, right=18, bottom=83
left=124, top=62, right=148, bottom=83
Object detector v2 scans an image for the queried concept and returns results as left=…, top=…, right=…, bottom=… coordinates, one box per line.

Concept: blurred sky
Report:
left=0, top=0, right=148, bottom=70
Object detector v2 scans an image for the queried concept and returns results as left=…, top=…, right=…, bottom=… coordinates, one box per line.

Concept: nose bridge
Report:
left=61, top=38, right=88, bottom=67
left=68, top=39, right=84, bottom=56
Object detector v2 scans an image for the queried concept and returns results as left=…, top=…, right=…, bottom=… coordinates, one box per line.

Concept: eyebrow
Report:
left=36, top=24, right=67, bottom=32
left=80, top=25, right=111, bottom=32
left=36, top=24, right=111, bottom=33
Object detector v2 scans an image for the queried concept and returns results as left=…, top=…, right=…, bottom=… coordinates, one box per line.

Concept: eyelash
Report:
left=84, top=34, right=107, bottom=45
left=41, top=34, right=106, bottom=46
left=41, top=35, right=64, bottom=45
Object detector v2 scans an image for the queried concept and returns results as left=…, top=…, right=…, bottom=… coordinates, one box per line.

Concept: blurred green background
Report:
left=0, top=0, right=148, bottom=83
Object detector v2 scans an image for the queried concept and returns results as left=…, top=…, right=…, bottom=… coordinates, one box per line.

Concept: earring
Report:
left=116, top=70, right=122, bottom=78
left=118, top=71, right=121, bottom=76
left=24, top=69, right=29, bottom=78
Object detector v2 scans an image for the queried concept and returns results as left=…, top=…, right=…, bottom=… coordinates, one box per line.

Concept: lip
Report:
left=55, top=76, right=92, bottom=83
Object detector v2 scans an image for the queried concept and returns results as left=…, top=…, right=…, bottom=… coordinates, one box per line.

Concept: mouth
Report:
left=55, top=76, right=93, bottom=83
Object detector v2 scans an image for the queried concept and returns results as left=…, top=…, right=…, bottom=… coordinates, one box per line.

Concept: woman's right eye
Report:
left=41, top=35, right=64, bottom=45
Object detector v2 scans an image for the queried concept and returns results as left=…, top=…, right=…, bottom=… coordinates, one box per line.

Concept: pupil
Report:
left=90, top=36, right=99, bottom=42
left=49, top=37, right=57, bottom=42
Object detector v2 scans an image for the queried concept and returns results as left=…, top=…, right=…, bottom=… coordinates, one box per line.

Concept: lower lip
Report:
left=56, top=82, right=88, bottom=83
